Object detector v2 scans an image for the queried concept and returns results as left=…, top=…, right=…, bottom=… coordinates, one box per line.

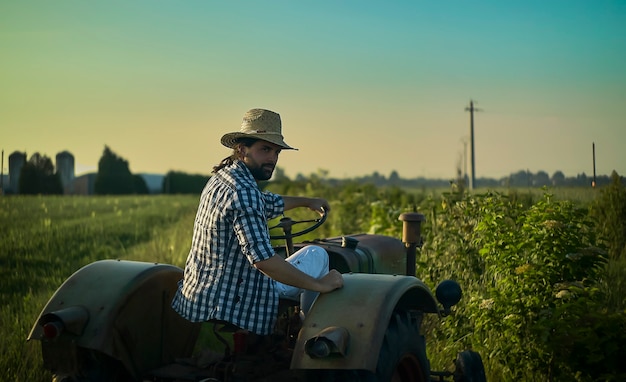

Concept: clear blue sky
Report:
left=2, top=1, right=625, bottom=180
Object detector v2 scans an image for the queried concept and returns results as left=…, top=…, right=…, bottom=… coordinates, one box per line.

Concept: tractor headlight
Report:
left=435, top=279, right=462, bottom=316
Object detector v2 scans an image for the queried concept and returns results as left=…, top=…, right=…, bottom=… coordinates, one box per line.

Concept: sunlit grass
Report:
left=0, top=195, right=198, bottom=382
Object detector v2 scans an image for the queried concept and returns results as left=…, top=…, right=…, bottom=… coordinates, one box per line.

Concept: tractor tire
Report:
left=453, top=350, right=486, bottom=382
left=304, top=311, right=429, bottom=382
left=367, top=311, right=430, bottom=382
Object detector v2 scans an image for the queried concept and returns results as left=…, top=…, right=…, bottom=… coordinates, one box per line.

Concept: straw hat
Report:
left=220, top=108, right=297, bottom=150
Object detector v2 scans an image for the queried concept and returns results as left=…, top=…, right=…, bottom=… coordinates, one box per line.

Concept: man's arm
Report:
left=254, top=255, right=343, bottom=293
left=282, top=196, right=330, bottom=215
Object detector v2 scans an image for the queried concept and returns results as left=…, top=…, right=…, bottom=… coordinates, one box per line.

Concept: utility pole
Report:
left=461, top=137, right=468, bottom=185
left=465, top=100, right=481, bottom=190
left=1, top=150, right=3, bottom=195
left=592, top=142, right=596, bottom=189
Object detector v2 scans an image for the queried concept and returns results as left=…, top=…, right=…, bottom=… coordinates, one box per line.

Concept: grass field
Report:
left=0, top=185, right=606, bottom=381
left=0, top=195, right=199, bottom=382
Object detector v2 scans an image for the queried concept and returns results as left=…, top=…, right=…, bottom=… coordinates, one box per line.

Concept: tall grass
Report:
left=0, top=195, right=198, bottom=382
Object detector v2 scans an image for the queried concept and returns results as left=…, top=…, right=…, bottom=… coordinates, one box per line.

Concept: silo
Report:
left=9, top=151, right=27, bottom=194
left=56, top=151, right=75, bottom=194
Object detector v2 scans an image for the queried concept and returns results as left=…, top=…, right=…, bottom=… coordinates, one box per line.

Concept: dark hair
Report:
left=212, top=138, right=259, bottom=174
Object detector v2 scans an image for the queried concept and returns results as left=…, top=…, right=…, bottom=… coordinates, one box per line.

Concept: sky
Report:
left=1, top=0, right=625, bottom=180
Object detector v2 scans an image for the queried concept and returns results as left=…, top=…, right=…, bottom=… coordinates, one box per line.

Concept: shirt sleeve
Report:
left=232, top=189, right=278, bottom=264
left=262, top=191, right=284, bottom=220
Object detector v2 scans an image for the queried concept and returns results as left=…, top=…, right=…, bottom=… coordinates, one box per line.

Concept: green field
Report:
left=1, top=183, right=623, bottom=381
left=0, top=195, right=199, bottom=382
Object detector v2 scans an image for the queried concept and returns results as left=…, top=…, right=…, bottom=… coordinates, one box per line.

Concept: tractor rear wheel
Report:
left=369, top=311, right=429, bottom=382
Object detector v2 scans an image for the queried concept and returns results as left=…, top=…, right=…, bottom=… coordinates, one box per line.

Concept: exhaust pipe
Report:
left=399, top=212, right=425, bottom=277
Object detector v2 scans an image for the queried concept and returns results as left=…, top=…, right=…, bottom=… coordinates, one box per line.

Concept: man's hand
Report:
left=283, top=196, right=331, bottom=216
left=317, top=269, right=343, bottom=293
left=308, top=197, right=331, bottom=216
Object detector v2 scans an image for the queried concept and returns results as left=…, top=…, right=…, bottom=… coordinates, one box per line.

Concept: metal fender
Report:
left=28, top=259, right=200, bottom=379
left=291, top=273, right=438, bottom=371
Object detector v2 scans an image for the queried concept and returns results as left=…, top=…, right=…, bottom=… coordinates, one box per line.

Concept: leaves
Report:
left=419, top=188, right=625, bottom=381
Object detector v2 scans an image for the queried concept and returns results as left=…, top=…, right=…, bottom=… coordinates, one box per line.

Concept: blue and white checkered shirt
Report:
left=171, top=160, right=284, bottom=334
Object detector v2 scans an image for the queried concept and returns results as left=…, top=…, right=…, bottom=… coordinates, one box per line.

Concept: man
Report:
left=171, top=108, right=343, bottom=336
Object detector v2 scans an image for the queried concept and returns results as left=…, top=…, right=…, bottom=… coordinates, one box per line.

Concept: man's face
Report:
left=242, top=140, right=282, bottom=181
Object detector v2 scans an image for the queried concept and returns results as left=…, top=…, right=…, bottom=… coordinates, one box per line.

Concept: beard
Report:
left=248, top=163, right=275, bottom=181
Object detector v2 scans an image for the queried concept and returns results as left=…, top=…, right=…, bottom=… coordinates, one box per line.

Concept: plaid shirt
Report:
left=171, top=160, right=284, bottom=334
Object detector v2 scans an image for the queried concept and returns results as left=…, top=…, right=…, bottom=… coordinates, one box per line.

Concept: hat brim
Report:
left=221, top=132, right=297, bottom=150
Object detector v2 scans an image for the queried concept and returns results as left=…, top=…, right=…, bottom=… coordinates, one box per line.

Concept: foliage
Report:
left=133, top=174, right=149, bottom=194
left=162, top=171, right=209, bottom=194
left=417, top=189, right=625, bottom=381
left=267, top=178, right=625, bottom=380
left=267, top=178, right=426, bottom=239
left=95, top=146, right=146, bottom=194
left=288, top=167, right=621, bottom=189
left=18, top=153, right=63, bottom=195
left=590, top=171, right=626, bottom=261
left=589, top=171, right=626, bottom=317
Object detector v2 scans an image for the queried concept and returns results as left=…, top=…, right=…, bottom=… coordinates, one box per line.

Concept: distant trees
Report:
left=494, top=170, right=619, bottom=189
left=552, top=171, right=566, bottom=186
left=272, top=167, right=288, bottom=182
left=19, top=153, right=63, bottom=195
left=94, top=146, right=148, bottom=195
left=10, top=145, right=623, bottom=196
left=161, top=171, right=208, bottom=194
left=534, top=170, right=550, bottom=186
left=388, top=170, right=400, bottom=185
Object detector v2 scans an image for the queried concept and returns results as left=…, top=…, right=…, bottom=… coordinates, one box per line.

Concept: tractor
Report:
left=28, top=210, right=486, bottom=382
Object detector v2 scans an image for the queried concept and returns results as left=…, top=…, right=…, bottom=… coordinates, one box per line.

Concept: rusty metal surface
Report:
left=291, top=273, right=438, bottom=371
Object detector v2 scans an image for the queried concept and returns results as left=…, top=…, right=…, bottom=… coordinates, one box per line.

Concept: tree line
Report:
left=11, top=146, right=623, bottom=195
left=14, top=146, right=150, bottom=195
left=303, top=169, right=619, bottom=189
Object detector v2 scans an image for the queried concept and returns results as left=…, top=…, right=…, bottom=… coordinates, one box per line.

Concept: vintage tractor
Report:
left=28, top=210, right=486, bottom=382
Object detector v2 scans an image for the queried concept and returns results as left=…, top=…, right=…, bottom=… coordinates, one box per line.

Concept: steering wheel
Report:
left=269, top=208, right=328, bottom=256
left=269, top=207, right=328, bottom=240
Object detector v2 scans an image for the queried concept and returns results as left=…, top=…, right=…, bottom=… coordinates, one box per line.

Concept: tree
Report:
left=551, top=171, right=565, bottom=186
left=162, top=171, right=208, bottom=194
left=533, top=171, right=550, bottom=187
left=94, top=146, right=136, bottom=195
left=388, top=170, right=400, bottom=185
left=133, top=174, right=149, bottom=194
left=19, top=153, right=63, bottom=195
left=272, top=166, right=289, bottom=182
left=508, top=170, right=531, bottom=187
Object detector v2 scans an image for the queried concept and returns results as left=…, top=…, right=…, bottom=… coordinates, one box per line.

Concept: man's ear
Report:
left=234, top=143, right=246, bottom=158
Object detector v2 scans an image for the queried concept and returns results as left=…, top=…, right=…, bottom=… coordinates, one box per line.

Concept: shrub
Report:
left=419, top=190, right=626, bottom=381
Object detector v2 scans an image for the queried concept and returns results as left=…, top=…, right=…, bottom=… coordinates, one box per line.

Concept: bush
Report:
left=418, top=190, right=626, bottom=381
